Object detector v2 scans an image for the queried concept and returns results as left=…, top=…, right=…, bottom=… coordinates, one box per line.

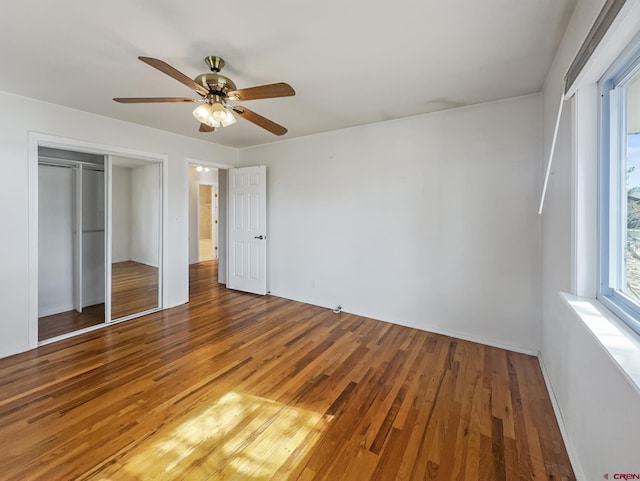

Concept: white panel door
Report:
left=227, top=166, right=267, bottom=294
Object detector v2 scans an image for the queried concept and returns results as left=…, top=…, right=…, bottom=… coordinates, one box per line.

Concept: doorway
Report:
left=198, top=183, right=218, bottom=262
left=189, top=163, right=220, bottom=274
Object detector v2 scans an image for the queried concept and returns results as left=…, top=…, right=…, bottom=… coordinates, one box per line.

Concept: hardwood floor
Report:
left=38, top=261, right=159, bottom=341
left=38, top=303, right=105, bottom=341
left=1, top=261, right=575, bottom=480
left=111, top=260, right=159, bottom=320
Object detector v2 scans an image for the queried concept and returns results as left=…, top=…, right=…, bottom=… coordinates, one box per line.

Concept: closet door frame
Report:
left=75, top=164, right=83, bottom=313
left=28, top=133, right=167, bottom=348
left=105, top=156, right=112, bottom=323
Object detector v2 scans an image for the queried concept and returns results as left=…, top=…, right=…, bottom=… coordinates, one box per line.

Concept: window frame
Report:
left=599, top=37, right=640, bottom=336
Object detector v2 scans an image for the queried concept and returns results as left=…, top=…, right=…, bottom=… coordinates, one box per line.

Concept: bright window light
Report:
left=89, top=391, right=330, bottom=480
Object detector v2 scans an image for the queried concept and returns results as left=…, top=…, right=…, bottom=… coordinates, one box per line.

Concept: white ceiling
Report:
left=0, top=0, right=577, bottom=148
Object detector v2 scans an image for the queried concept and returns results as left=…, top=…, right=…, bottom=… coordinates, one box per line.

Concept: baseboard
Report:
left=538, top=356, right=585, bottom=481
left=266, top=291, right=540, bottom=356
left=38, top=303, right=74, bottom=318
left=0, top=343, right=30, bottom=360
left=38, top=299, right=105, bottom=318
left=403, top=322, right=540, bottom=356
left=83, top=297, right=105, bottom=308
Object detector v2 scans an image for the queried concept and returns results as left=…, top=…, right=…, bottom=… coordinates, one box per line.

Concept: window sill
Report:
left=560, top=292, right=640, bottom=393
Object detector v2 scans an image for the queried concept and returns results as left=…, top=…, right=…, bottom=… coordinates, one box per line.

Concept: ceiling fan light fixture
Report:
left=211, top=109, right=227, bottom=122
left=193, top=101, right=235, bottom=128
left=210, top=98, right=236, bottom=125
left=192, top=103, right=221, bottom=128
left=193, top=103, right=214, bottom=123
left=218, top=109, right=237, bottom=127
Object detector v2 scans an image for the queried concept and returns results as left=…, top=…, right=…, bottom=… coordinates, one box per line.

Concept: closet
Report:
left=37, top=148, right=163, bottom=342
left=38, top=148, right=106, bottom=340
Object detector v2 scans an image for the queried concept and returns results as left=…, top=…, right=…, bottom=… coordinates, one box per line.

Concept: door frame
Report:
left=28, top=132, right=168, bottom=348
left=184, top=158, right=234, bottom=288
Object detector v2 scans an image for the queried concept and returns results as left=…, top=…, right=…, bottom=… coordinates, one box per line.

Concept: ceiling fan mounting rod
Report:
left=205, top=55, right=225, bottom=73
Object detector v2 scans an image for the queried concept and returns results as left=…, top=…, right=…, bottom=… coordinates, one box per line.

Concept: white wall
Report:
left=540, top=0, right=640, bottom=478
left=38, top=165, right=74, bottom=316
left=131, top=163, right=161, bottom=267
left=112, top=166, right=131, bottom=263
left=113, top=162, right=161, bottom=267
left=0, top=90, right=237, bottom=358
left=239, top=95, right=542, bottom=353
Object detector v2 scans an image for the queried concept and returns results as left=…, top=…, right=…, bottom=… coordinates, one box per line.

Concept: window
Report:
left=600, top=40, right=640, bottom=335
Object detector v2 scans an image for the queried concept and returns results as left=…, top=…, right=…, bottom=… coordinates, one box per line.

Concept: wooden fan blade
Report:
left=232, top=106, right=288, bottom=135
left=113, top=97, right=197, bottom=103
left=199, top=123, right=217, bottom=133
left=227, top=82, right=295, bottom=101
left=138, top=56, right=209, bottom=96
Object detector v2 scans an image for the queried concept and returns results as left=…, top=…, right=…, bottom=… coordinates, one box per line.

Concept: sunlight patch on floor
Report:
left=90, top=391, right=327, bottom=481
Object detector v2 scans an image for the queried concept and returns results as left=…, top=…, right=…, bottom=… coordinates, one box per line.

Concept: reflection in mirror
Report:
left=111, top=157, right=162, bottom=320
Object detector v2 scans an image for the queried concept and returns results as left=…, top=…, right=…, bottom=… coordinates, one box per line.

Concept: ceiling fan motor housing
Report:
left=194, top=73, right=237, bottom=96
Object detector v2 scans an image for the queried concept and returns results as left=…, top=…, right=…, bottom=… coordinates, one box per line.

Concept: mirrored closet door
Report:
left=108, top=156, right=162, bottom=321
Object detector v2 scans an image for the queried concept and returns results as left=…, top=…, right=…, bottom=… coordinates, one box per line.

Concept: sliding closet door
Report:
left=109, top=156, right=162, bottom=321
left=37, top=151, right=107, bottom=342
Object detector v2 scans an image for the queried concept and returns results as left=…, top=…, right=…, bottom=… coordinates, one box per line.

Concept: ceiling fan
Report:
left=114, top=56, right=295, bottom=135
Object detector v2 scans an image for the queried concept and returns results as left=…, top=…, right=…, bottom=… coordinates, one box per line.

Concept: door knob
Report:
left=254, top=235, right=265, bottom=240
